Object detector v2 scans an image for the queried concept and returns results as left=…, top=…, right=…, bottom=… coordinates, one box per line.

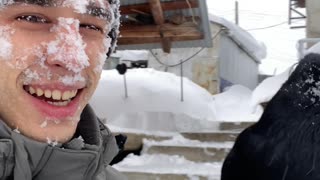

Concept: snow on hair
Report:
left=106, top=0, right=120, bottom=58
left=0, top=0, right=121, bottom=58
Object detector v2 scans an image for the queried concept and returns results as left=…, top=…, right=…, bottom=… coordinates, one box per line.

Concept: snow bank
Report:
left=251, top=67, right=292, bottom=110
left=90, top=69, right=267, bottom=132
left=90, top=69, right=217, bottom=131
left=213, top=85, right=263, bottom=122
left=111, top=50, right=149, bottom=61
left=113, top=154, right=222, bottom=178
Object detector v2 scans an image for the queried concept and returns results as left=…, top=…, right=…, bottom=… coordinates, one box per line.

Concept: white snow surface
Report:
left=91, top=69, right=267, bottom=132
left=209, top=14, right=266, bottom=61
left=113, top=154, right=222, bottom=178
left=143, top=134, right=234, bottom=149
left=112, top=50, right=149, bottom=61
left=251, top=67, right=292, bottom=110
left=91, top=68, right=216, bottom=124
left=306, top=42, right=320, bottom=56
left=213, top=85, right=263, bottom=122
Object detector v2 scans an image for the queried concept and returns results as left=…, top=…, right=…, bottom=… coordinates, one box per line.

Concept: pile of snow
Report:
left=113, top=154, right=222, bottom=178
left=251, top=67, right=292, bottom=111
left=90, top=69, right=266, bottom=132
left=213, top=85, right=263, bottom=122
left=111, top=50, right=149, bottom=61
left=90, top=69, right=219, bottom=132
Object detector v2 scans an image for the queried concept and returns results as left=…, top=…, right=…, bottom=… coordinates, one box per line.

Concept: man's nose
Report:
left=46, top=18, right=89, bottom=73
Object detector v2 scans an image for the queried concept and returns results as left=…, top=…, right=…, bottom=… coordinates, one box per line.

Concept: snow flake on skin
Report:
left=62, top=0, right=89, bottom=14
left=0, top=26, right=14, bottom=60
left=48, top=17, right=90, bottom=74
left=62, top=0, right=107, bottom=14
left=40, top=120, right=48, bottom=128
left=59, top=74, right=86, bottom=86
left=23, top=69, right=41, bottom=85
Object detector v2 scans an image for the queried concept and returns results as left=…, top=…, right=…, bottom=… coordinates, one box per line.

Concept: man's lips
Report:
left=23, top=85, right=84, bottom=119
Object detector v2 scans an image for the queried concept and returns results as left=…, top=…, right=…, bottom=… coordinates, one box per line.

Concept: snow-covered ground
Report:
left=90, top=69, right=268, bottom=132
left=113, top=154, right=222, bottom=179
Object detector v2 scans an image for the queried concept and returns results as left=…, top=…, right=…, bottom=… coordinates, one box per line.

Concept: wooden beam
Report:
left=120, top=0, right=198, bottom=15
left=118, top=23, right=203, bottom=45
left=118, top=33, right=203, bottom=45
left=149, top=0, right=165, bottom=25
left=120, top=21, right=201, bottom=32
left=160, top=31, right=172, bottom=53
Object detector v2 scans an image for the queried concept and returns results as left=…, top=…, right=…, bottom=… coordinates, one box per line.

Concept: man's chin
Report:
left=25, top=123, right=78, bottom=144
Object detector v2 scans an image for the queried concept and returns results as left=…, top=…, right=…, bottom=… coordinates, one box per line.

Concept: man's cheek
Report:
left=92, top=37, right=111, bottom=74
left=0, top=25, right=14, bottom=61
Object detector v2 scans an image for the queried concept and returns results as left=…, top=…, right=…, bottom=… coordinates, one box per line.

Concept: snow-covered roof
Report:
left=111, top=50, right=149, bottom=61
left=209, top=14, right=267, bottom=62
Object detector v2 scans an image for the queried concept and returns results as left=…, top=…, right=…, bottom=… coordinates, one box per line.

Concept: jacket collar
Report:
left=0, top=105, right=119, bottom=180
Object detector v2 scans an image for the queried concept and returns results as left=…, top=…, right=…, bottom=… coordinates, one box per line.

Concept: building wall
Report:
left=307, top=0, right=320, bottom=38
left=218, top=32, right=259, bottom=90
left=147, top=22, right=259, bottom=93
left=147, top=23, right=221, bottom=95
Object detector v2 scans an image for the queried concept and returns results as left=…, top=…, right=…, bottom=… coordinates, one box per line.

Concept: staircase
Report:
left=112, top=122, right=254, bottom=180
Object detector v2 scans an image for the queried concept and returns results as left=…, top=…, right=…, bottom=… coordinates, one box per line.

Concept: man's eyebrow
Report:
left=86, top=5, right=113, bottom=22
left=12, top=0, right=53, bottom=6
left=10, top=0, right=113, bottom=22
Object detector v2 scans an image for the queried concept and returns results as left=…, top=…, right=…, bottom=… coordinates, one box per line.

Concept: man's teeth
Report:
left=47, top=100, right=71, bottom=107
left=28, top=87, right=78, bottom=101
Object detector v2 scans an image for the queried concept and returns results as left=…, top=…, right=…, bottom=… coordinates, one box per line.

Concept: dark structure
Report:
left=222, top=53, right=320, bottom=180
left=288, top=0, right=306, bottom=28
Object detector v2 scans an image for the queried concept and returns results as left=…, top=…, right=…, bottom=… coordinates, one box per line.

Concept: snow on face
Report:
left=59, top=74, right=86, bottom=85
left=0, top=26, right=13, bottom=60
left=62, top=0, right=90, bottom=14
left=95, top=37, right=111, bottom=73
left=47, top=17, right=90, bottom=74
left=62, top=0, right=108, bottom=14
left=23, top=69, right=41, bottom=85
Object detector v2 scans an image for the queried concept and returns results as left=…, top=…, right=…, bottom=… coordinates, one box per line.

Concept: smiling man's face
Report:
left=0, top=0, right=114, bottom=143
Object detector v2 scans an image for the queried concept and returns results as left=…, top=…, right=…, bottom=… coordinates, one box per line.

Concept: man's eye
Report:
left=80, top=24, right=103, bottom=33
left=16, top=15, right=48, bottom=24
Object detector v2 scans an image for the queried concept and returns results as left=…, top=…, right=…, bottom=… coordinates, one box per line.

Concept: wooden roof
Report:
left=117, top=0, right=212, bottom=53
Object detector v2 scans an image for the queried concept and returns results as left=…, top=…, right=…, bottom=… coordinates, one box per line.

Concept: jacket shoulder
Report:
left=96, top=166, right=128, bottom=180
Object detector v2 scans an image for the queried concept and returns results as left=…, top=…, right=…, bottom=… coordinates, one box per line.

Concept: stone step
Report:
left=181, top=131, right=239, bottom=142
left=113, top=154, right=222, bottom=180
left=120, top=132, right=173, bottom=150
left=142, top=136, right=234, bottom=162
left=121, top=172, right=219, bottom=180
left=144, top=144, right=232, bottom=162
left=219, top=122, right=255, bottom=131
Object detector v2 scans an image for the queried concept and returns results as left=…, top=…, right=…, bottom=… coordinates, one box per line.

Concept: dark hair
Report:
left=106, top=0, right=120, bottom=58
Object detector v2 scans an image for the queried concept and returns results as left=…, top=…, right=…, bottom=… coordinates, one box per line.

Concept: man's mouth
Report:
left=23, top=86, right=80, bottom=107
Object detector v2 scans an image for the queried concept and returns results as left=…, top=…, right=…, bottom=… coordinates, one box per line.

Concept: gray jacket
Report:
left=0, top=105, right=127, bottom=180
